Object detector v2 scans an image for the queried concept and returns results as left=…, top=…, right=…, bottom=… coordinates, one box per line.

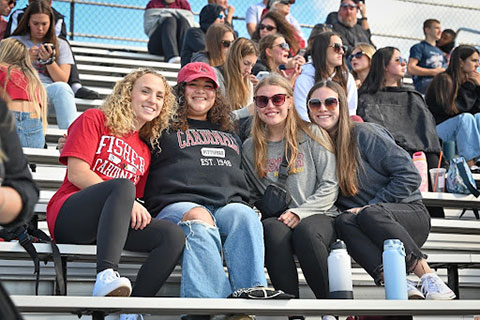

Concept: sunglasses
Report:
left=254, top=94, right=288, bottom=108
left=217, top=13, right=224, bottom=20
left=279, top=0, right=294, bottom=4
left=307, top=97, right=339, bottom=112
left=394, top=57, right=407, bottom=64
left=328, top=43, right=347, bottom=54
left=221, top=40, right=233, bottom=48
left=340, top=3, right=357, bottom=9
left=259, top=24, right=276, bottom=31
left=273, top=42, right=290, bottom=51
left=348, top=51, right=365, bottom=62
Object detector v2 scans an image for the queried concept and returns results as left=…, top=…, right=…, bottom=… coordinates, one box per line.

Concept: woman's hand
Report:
left=249, top=74, right=259, bottom=87
left=38, top=43, right=55, bottom=61
left=347, top=205, right=370, bottom=214
left=28, top=46, right=39, bottom=63
left=286, top=55, right=306, bottom=69
left=131, top=201, right=151, bottom=230
left=282, top=62, right=302, bottom=87
left=57, top=134, right=67, bottom=152
left=469, top=70, right=480, bottom=86
left=278, top=211, right=300, bottom=229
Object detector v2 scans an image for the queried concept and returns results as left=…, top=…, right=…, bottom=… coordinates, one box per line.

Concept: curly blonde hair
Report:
left=101, top=68, right=176, bottom=149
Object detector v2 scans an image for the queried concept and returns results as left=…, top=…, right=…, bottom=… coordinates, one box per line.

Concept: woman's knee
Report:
left=107, top=178, right=136, bottom=198
left=182, top=207, right=214, bottom=225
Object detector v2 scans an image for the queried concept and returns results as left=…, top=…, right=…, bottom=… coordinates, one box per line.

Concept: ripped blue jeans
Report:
left=157, top=202, right=267, bottom=298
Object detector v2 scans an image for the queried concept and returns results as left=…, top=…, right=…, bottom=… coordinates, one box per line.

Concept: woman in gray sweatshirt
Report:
left=242, top=74, right=339, bottom=299
left=307, top=80, right=455, bottom=300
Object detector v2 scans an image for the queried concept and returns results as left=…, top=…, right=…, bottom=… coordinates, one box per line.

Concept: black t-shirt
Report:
left=144, top=118, right=250, bottom=216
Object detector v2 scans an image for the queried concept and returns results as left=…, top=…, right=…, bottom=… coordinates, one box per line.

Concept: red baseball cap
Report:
left=177, top=62, right=219, bottom=88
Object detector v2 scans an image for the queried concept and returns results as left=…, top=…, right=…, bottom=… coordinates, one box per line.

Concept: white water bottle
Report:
left=383, top=239, right=408, bottom=300
left=328, top=240, right=353, bottom=299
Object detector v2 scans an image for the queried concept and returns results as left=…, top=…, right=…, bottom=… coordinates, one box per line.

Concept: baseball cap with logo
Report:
left=177, top=62, right=219, bottom=88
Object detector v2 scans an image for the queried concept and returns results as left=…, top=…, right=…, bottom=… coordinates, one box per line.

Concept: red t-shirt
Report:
left=46, top=109, right=151, bottom=239
left=0, top=65, right=31, bottom=101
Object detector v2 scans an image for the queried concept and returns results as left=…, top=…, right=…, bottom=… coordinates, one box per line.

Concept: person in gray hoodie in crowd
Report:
left=307, top=79, right=456, bottom=301
left=242, top=74, right=339, bottom=301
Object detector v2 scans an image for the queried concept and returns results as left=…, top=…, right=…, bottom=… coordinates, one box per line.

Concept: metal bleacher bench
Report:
left=10, top=296, right=480, bottom=319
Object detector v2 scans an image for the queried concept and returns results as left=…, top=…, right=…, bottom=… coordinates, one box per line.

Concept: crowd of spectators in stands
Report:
left=4, top=0, right=479, bottom=319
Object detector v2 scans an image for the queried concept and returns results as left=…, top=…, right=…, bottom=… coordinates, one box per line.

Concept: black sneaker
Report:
left=75, top=87, right=100, bottom=99
left=228, top=287, right=294, bottom=299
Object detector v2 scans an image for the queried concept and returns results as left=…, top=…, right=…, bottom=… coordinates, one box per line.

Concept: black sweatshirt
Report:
left=144, top=119, right=250, bottom=216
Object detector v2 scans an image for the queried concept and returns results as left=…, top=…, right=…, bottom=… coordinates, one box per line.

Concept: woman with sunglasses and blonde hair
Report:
left=349, top=42, right=376, bottom=89
left=191, top=23, right=235, bottom=92
left=252, top=34, right=301, bottom=86
left=242, top=73, right=339, bottom=300
left=0, top=38, right=47, bottom=148
left=294, top=31, right=357, bottom=121
left=357, top=47, right=442, bottom=172
left=307, top=80, right=455, bottom=300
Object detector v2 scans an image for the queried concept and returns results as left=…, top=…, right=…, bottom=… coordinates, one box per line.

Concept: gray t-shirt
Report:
left=11, top=35, right=74, bottom=84
left=242, top=125, right=339, bottom=220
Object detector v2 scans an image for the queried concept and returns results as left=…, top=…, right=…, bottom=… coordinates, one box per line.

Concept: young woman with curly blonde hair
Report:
left=0, top=38, right=47, bottom=148
left=46, top=69, right=185, bottom=302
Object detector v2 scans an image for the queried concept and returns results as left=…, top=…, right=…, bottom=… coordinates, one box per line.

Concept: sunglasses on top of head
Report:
left=348, top=51, right=365, bottom=62
left=259, top=24, right=276, bottom=31
left=307, top=97, right=339, bottom=112
left=328, top=43, right=348, bottom=54
left=254, top=94, right=288, bottom=108
left=221, top=40, right=233, bottom=48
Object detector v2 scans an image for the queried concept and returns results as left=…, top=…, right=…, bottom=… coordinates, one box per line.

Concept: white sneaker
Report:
left=420, top=273, right=456, bottom=300
left=120, top=314, right=144, bottom=320
left=92, top=268, right=132, bottom=297
left=407, top=279, right=425, bottom=299
left=322, top=316, right=336, bottom=320
left=167, top=56, right=181, bottom=64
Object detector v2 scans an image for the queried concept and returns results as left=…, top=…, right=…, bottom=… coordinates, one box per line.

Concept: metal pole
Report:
left=69, top=0, right=75, bottom=40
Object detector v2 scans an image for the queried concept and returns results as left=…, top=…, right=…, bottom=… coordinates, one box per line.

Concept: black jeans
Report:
left=54, top=178, right=185, bottom=296
left=147, top=16, right=189, bottom=61
left=335, top=201, right=430, bottom=284
left=263, top=214, right=337, bottom=298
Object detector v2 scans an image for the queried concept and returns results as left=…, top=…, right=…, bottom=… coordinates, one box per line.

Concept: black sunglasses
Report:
left=254, top=94, right=288, bottom=108
left=348, top=51, right=365, bottom=62
left=328, top=43, right=347, bottom=54
left=279, top=0, right=295, bottom=4
left=307, top=97, right=339, bottom=112
left=221, top=40, right=233, bottom=48
left=259, top=24, right=276, bottom=32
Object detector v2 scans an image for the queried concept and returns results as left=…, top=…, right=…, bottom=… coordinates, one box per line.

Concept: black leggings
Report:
left=54, top=179, right=185, bottom=296
left=147, top=16, right=189, bottom=61
left=263, top=214, right=337, bottom=299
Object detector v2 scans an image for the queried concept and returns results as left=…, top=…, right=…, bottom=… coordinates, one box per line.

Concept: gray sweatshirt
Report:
left=336, top=122, right=423, bottom=211
left=242, top=126, right=339, bottom=220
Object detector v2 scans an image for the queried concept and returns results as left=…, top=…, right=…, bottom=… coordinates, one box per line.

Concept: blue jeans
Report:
left=13, top=111, right=45, bottom=148
left=44, top=82, right=78, bottom=129
left=437, top=113, right=480, bottom=161
left=157, top=202, right=267, bottom=298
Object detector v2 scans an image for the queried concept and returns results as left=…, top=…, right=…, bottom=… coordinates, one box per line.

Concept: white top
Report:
left=294, top=63, right=358, bottom=121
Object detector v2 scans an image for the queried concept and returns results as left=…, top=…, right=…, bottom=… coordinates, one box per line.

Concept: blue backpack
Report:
left=446, top=156, right=480, bottom=197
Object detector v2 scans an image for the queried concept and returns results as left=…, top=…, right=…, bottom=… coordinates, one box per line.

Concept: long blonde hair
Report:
left=307, top=80, right=360, bottom=196
left=252, top=74, right=333, bottom=179
left=101, top=68, right=176, bottom=150
left=224, top=38, right=258, bottom=110
left=0, top=38, right=48, bottom=133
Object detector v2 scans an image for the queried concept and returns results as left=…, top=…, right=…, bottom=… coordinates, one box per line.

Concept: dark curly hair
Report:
left=171, top=82, right=235, bottom=132
left=251, top=11, right=300, bottom=54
